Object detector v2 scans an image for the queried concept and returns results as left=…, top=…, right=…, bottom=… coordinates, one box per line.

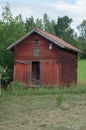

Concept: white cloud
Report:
left=76, top=0, right=86, bottom=5
left=48, top=0, right=86, bottom=17
left=11, top=6, right=33, bottom=19
left=47, top=0, right=86, bottom=30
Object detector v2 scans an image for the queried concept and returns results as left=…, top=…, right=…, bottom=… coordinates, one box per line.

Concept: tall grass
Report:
left=0, top=82, right=86, bottom=98
left=56, top=93, right=64, bottom=106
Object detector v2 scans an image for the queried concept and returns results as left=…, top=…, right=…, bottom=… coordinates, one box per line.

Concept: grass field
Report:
left=78, top=59, right=86, bottom=81
left=0, top=59, right=86, bottom=130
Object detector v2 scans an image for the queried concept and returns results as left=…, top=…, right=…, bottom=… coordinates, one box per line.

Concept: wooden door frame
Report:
left=30, top=60, right=40, bottom=86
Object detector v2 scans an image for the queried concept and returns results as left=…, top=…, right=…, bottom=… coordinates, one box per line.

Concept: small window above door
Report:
left=34, top=39, right=39, bottom=45
left=33, top=48, right=40, bottom=56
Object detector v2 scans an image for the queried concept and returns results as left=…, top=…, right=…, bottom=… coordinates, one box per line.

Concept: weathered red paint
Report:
left=58, top=48, right=77, bottom=85
left=40, top=60, right=60, bottom=86
left=8, top=30, right=78, bottom=87
left=14, top=33, right=58, bottom=61
left=14, top=62, right=30, bottom=86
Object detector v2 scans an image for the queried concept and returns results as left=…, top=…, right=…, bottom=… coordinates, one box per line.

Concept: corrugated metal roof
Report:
left=7, top=28, right=80, bottom=52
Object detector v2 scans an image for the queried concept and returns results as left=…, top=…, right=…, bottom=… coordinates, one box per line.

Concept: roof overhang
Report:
left=7, top=28, right=81, bottom=53
left=7, top=28, right=65, bottom=51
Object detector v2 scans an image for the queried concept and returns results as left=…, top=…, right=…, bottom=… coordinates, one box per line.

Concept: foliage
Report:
left=35, top=18, right=43, bottom=30
left=77, top=19, right=86, bottom=58
left=7, top=81, right=26, bottom=95
left=1, top=83, right=86, bottom=97
left=25, top=16, right=35, bottom=32
left=25, top=13, right=55, bottom=34
left=54, top=16, right=78, bottom=47
left=0, top=65, right=5, bottom=73
left=7, top=81, right=26, bottom=90
left=43, top=13, right=55, bottom=34
left=0, top=3, right=26, bottom=85
left=56, top=93, right=64, bottom=106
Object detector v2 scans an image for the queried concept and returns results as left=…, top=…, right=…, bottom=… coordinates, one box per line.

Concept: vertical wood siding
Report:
left=58, top=49, right=78, bottom=85
left=40, top=60, right=59, bottom=86
left=14, top=33, right=58, bottom=61
left=14, top=62, right=30, bottom=86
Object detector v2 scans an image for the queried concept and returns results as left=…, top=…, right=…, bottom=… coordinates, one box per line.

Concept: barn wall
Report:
left=13, top=33, right=60, bottom=86
left=14, top=33, right=58, bottom=61
left=58, top=49, right=78, bottom=85
left=13, top=32, right=78, bottom=86
left=14, top=62, right=30, bottom=86
left=40, top=59, right=60, bottom=86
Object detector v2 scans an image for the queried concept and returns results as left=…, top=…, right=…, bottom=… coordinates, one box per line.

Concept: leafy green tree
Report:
left=25, top=14, right=55, bottom=34
left=54, top=16, right=78, bottom=47
left=1, top=2, right=12, bottom=23
left=25, top=16, right=35, bottom=32
left=43, top=13, right=55, bottom=34
left=0, top=3, right=26, bottom=85
left=77, top=19, right=86, bottom=58
left=35, top=18, right=43, bottom=30
left=78, top=19, right=86, bottom=38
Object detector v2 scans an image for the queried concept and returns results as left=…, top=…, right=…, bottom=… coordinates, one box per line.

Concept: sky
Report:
left=0, top=0, right=86, bottom=32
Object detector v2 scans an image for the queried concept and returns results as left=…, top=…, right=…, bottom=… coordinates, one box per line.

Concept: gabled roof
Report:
left=7, top=28, right=80, bottom=52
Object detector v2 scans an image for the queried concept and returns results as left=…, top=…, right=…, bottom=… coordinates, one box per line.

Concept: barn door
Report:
left=31, top=61, right=40, bottom=85
left=14, top=62, right=30, bottom=86
left=40, top=60, right=59, bottom=86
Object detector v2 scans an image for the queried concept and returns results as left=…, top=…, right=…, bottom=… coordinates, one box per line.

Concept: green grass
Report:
left=0, top=82, right=86, bottom=97
left=78, top=59, right=86, bottom=81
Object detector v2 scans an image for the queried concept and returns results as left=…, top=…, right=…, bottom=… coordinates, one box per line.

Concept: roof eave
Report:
left=7, top=28, right=81, bottom=53
left=7, top=29, right=37, bottom=50
left=7, top=28, right=65, bottom=51
left=35, top=30, right=65, bottom=48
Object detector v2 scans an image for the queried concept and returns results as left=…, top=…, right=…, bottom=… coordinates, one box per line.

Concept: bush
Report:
left=7, top=81, right=26, bottom=95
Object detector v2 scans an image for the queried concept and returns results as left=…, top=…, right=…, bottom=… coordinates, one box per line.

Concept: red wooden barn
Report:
left=7, top=28, right=80, bottom=87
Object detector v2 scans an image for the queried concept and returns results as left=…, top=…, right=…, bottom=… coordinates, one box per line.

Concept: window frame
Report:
left=34, top=39, right=39, bottom=46
left=33, top=48, right=40, bottom=56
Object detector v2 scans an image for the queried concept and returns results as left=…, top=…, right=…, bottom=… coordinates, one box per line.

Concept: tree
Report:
left=0, top=3, right=26, bottom=85
left=25, top=16, right=35, bottom=32
left=1, top=2, right=12, bottom=23
left=35, top=18, right=43, bottom=30
left=43, top=13, right=55, bottom=34
left=77, top=19, right=86, bottom=58
left=78, top=19, right=86, bottom=39
left=54, top=16, right=78, bottom=47
left=25, top=14, right=56, bottom=34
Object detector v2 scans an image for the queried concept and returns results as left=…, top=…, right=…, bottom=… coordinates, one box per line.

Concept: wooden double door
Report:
left=14, top=60, right=60, bottom=86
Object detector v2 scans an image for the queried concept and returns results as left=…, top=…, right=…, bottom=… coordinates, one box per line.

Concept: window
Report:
left=33, top=48, right=40, bottom=56
left=34, top=39, right=39, bottom=45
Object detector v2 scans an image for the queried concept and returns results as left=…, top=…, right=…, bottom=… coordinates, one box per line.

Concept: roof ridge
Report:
left=7, top=28, right=80, bottom=52
left=36, top=29, right=80, bottom=52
